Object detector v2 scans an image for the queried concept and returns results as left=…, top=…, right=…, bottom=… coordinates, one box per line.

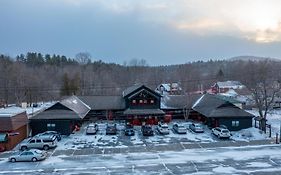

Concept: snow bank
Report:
left=231, top=127, right=268, bottom=141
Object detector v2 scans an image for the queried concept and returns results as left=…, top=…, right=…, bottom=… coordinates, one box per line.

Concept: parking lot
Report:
left=56, top=120, right=220, bottom=150
left=0, top=120, right=275, bottom=174
left=49, top=120, right=271, bottom=156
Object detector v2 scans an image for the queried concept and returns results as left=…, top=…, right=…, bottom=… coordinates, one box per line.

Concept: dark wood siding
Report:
left=125, top=89, right=160, bottom=109
left=218, top=117, right=252, bottom=131
left=30, top=119, right=77, bottom=136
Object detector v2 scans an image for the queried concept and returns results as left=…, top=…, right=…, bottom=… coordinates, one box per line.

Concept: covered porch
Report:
left=123, top=109, right=165, bottom=125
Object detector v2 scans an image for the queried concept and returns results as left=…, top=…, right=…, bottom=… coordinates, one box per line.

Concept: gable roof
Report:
left=31, top=96, right=90, bottom=120
left=192, top=93, right=254, bottom=118
left=159, top=84, right=171, bottom=92
left=78, top=96, right=125, bottom=110
left=122, top=84, right=161, bottom=98
left=60, top=96, right=91, bottom=118
left=161, top=94, right=201, bottom=109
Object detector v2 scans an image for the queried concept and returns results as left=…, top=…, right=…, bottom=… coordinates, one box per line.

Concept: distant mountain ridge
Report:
left=229, top=56, right=281, bottom=62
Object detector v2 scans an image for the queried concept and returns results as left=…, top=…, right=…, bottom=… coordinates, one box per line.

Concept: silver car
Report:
left=173, top=123, right=187, bottom=134
left=9, top=149, right=47, bottom=162
left=157, top=123, right=169, bottom=135
left=189, top=123, right=204, bottom=133
left=86, top=123, right=98, bottom=135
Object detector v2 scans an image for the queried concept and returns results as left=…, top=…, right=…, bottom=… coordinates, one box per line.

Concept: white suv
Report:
left=157, top=123, right=169, bottom=135
left=212, top=127, right=231, bottom=139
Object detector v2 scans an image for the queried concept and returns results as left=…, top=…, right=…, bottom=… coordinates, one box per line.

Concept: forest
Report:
left=0, top=52, right=280, bottom=105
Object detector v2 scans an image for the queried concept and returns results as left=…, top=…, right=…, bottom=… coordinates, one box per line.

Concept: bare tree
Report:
left=75, top=52, right=92, bottom=65
left=242, top=61, right=281, bottom=132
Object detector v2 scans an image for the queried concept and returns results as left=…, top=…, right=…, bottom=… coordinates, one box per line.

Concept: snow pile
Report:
left=212, top=166, right=237, bottom=174
left=231, top=127, right=268, bottom=141
left=246, top=162, right=271, bottom=168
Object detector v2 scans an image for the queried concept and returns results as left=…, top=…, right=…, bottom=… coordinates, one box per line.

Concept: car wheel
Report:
left=43, top=145, right=49, bottom=150
left=21, top=146, right=27, bottom=151
left=32, top=157, right=37, bottom=162
left=218, top=135, right=221, bottom=139
left=10, top=158, right=16, bottom=163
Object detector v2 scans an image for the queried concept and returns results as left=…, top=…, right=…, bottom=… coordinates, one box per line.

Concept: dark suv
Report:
left=106, top=124, right=117, bottom=135
left=141, top=125, right=154, bottom=136
left=124, top=124, right=135, bottom=136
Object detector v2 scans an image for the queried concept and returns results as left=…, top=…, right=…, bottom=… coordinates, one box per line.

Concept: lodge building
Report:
left=29, top=84, right=255, bottom=135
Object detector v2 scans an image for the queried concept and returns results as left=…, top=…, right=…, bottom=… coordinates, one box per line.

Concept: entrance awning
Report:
left=0, top=133, right=8, bottom=143
left=123, top=109, right=165, bottom=115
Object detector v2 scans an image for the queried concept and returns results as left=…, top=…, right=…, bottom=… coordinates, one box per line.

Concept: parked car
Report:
left=173, top=123, right=187, bottom=134
left=157, top=122, right=169, bottom=135
left=124, top=124, right=135, bottom=136
left=37, top=131, right=61, bottom=141
left=9, top=149, right=47, bottom=162
left=106, top=123, right=117, bottom=135
left=189, top=123, right=204, bottom=133
left=141, top=125, right=154, bottom=136
left=20, top=135, right=57, bottom=151
left=86, top=123, right=98, bottom=135
left=212, top=127, right=231, bottom=139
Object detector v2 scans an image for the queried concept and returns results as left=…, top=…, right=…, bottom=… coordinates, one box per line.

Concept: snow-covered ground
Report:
left=0, top=101, right=55, bottom=118
left=1, top=144, right=281, bottom=174
left=55, top=120, right=270, bottom=150
left=247, top=109, right=281, bottom=134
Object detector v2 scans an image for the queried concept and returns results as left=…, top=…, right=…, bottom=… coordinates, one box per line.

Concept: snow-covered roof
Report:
left=216, top=81, right=244, bottom=89
left=161, top=84, right=171, bottom=91
left=0, top=107, right=26, bottom=117
left=192, top=95, right=204, bottom=108
left=220, top=89, right=238, bottom=97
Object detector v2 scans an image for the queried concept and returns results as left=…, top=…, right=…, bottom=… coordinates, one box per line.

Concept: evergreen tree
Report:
left=216, top=68, right=224, bottom=81
left=60, top=73, right=70, bottom=96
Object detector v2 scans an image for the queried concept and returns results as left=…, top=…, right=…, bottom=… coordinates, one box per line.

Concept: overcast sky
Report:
left=1, top=0, right=281, bottom=65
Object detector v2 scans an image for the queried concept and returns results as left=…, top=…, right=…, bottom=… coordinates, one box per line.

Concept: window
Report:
left=47, top=123, right=56, bottom=127
left=150, top=100, right=154, bottom=104
left=143, top=100, right=147, bottom=104
left=47, top=123, right=56, bottom=130
left=132, top=100, right=136, bottom=104
left=139, top=100, right=143, bottom=104
left=232, top=121, right=239, bottom=127
left=30, top=140, right=35, bottom=143
left=26, top=152, right=34, bottom=155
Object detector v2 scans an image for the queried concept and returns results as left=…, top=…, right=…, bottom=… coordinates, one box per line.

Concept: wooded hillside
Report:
left=0, top=52, right=280, bottom=105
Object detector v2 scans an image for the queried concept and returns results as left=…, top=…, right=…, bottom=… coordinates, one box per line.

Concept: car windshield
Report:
left=162, top=125, right=168, bottom=128
left=34, top=150, right=43, bottom=154
left=222, top=130, right=229, bottom=133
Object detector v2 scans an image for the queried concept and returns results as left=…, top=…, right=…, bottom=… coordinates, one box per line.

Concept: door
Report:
left=18, top=152, right=28, bottom=161
left=28, top=139, right=36, bottom=148
left=35, top=139, right=43, bottom=149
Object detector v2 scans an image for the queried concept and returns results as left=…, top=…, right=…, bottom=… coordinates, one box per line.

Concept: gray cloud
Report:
left=0, top=0, right=281, bottom=65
